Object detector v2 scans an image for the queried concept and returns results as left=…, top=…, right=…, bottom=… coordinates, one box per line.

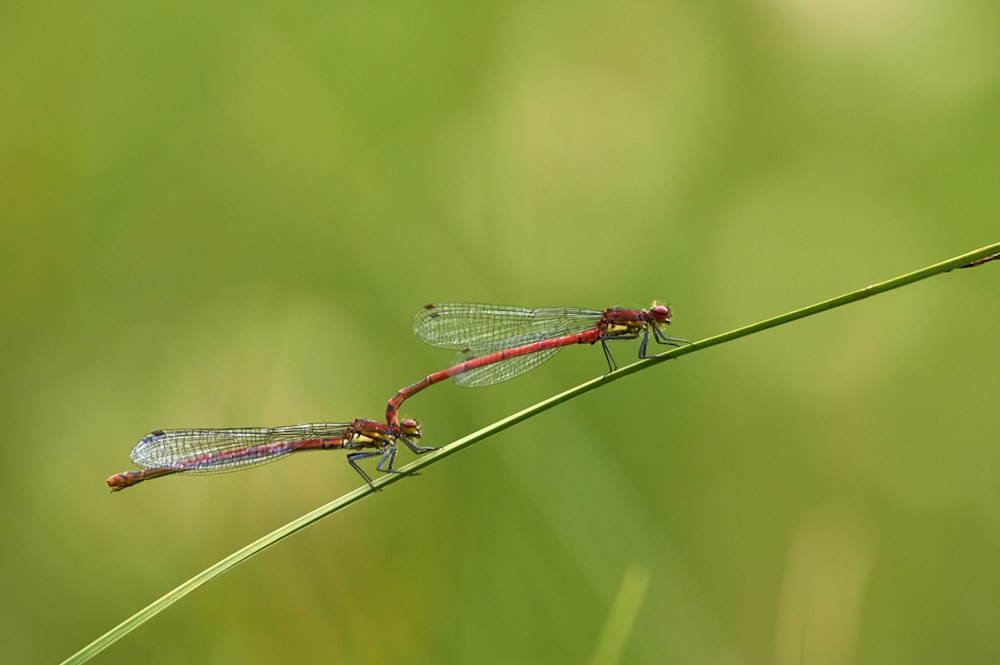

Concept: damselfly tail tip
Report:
left=106, top=473, right=129, bottom=492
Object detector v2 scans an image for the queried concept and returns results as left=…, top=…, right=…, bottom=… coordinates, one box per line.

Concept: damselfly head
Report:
left=399, top=418, right=422, bottom=438
left=650, top=303, right=672, bottom=324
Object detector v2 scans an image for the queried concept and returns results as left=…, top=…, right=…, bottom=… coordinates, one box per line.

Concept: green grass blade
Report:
left=588, top=563, right=653, bottom=665
left=61, top=241, right=999, bottom=665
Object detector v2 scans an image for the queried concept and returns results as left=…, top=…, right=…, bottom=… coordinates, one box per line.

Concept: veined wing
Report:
left=129, top=423, right=354, bottom=475
left=413, top=303, right=603, bottom=352
left=452, top=348, right=563, bottom=387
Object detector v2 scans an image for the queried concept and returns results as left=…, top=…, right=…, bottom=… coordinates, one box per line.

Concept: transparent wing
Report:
left=453, top=348, right=563, bottom=387
left=413, top=303, right=603, bottom=352
left=129, top=423, right=353, bottom=475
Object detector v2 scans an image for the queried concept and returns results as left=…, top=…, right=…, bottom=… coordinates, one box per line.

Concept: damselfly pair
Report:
left=106, top=302, right=687, bottom=491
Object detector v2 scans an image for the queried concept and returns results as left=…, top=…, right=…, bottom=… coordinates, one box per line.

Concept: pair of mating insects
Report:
left=106, top=302, right=687, bottom=491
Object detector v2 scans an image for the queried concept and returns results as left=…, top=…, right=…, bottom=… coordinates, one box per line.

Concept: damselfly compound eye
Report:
left=651, top=305, right=671, bottom=323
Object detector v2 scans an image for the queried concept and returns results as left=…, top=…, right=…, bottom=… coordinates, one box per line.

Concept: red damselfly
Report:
left=386, top=302, right=687, bottom=424
left=106, top=418, right=432, bottom=491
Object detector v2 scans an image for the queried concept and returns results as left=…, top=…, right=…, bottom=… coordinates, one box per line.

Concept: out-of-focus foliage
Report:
left=3, top=1, right=999, bottom=662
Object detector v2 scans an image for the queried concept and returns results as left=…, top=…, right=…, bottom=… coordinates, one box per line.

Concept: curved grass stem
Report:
left=62, top=240, right=1000, bottom=665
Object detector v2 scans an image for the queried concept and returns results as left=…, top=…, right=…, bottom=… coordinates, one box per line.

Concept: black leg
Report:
left=650, top=325, right=690, bottom=348
left=638, top=330, right=650, bottom=358
left=376, top=444, right=425, bottom=479
left=346, top=450, right=381, bottom=489
left=598, top=331, right=642, bottom=369
left=599, top=338, right=618, bottom=372
left=400, top=436, right=439, bottom=455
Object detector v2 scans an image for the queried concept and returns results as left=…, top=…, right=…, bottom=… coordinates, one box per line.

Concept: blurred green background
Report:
left=3, top=1, right=999, bottom=663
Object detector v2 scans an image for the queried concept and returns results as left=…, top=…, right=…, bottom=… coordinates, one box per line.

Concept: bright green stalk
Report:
left=61, top=241, right=999, bottom=665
